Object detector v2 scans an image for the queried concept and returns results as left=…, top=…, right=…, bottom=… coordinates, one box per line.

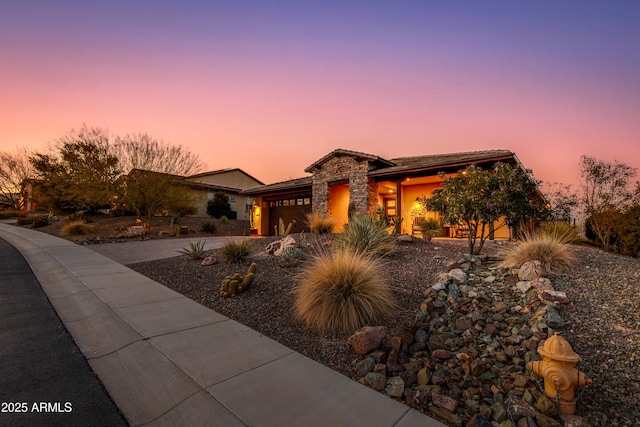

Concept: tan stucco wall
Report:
left=401, top=183, right=441, bottom=234
left=189, top=188, right=251, bottom=220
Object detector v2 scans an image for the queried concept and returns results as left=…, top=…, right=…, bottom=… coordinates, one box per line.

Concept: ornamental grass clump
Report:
left=221, top=239, right=252, bottom=263
left=333, top=214, right=395, bottom=256
left=60, top=219, right=94, bottom=236
left=305, top=212, right=335, bottom=234
left=294, top=249, right=397, bottom=335
left=200, top=220, right=217, bottom=234
left=499, top=230, right=577, bottom=274
left=539, top=221, right=583, bottom=245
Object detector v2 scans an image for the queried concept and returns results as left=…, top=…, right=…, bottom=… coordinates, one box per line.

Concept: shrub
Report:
left=60, top=220, right=94, bottom=236
left=499, top=231, right=577, bottom=274
left=200, top=220, right=217, bottom=234
left=16, top=216, right=34, bottom=226
left=334, top=214, right=395, bottom=256
left=0, top=210, right=21, bottom=219
left=220, top=215, right=229, bottom=225
left=615, top=205, right=640, bottom=257
left=305, top=212, right=336, bottom=234
left=31, top=216, right=50, bottom=228
left=206, top=192, right=232, bottom=218
left=221, top=239, right=252, bottom=263
left=294, top=249, right=397, bottom=335
left=539, top=221, right=582, bottom=244
left=177, top=240, right=207, bottom=260
left=416, top=218, right=442, bottom=241
left=277, top=246, right=306, bottom=268
left=16, top=215, right=48, bottom=227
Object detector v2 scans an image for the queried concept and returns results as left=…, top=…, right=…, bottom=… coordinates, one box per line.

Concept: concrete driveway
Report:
left=87, top=236, right=257, bottom=265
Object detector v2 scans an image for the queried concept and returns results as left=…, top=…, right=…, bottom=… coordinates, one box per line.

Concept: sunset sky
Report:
left=1, top=1, right=639, bottom=190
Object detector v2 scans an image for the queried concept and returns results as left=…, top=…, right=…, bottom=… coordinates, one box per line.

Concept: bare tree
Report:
left=543, top=182, right=580, bottom=222
left=114, top=133, right=203, bottom=176
left=580, top=155, right=640, bottom=250
left=0, top=147, right=35, bottom=210
left=114, top=134, right=204, bottom=229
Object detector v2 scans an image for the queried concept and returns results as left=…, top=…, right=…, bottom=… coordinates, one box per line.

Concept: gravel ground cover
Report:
left=559, top=246, right=640, bottom=424
left=127, top=234, right=640, bottom=426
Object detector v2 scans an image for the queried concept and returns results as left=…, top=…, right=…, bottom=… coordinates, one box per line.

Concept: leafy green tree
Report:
left=580, top=156, right=640, bottom=251
left=418, top=163, right=544, bottom=254
left=207, top=192, right=232, bottom=219
left=615, top=205, right=640, bottom=257
left=30, top=126, right=120, bottom=213
left=114, top=133, right=203, bottom=230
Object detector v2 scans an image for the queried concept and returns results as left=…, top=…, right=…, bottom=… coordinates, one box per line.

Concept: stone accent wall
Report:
left=367, top=179, right=379, bottom=214
left=310, top=155, right=373, bottom=216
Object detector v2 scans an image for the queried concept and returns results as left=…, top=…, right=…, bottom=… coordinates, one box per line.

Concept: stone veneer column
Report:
left=310, top=155, right=374, bottom=217
left=311, top=178, right=329, bottom=215
left=366, top=179, right=378, bottom=214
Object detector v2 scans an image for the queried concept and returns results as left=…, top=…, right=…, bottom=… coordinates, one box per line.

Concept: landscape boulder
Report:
left=126, top=226, right=145, bottom=238
left=201, top=256, right=216, bottom=266
left=519, top=260, right=544, bottom=280
left=347, top=326, right=387, bottom=355
left=539, top=289, right=570, bottom=304
left=265, top=235, right=296, bottom=256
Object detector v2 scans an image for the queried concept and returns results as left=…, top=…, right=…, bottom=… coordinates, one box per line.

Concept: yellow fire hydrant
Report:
left=528, top=333, right=592, bottom=415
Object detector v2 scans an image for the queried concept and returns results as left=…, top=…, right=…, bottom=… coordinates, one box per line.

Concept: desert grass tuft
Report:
left=305, top=212, right=336, bottom=234
left=221, top=239, right=252, bottom=263
left=334, top=214, right=395, bottom=256
left=60, top=219, right=94, bottom=236
left=539, top=221, right=583, bottom=244
left=294, top=249, right=397, bottom=335
left=499, top=230, right=578, bottom=274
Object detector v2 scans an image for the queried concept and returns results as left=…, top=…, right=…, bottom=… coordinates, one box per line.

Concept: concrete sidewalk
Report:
left=0, top=224, right=444, bottom=427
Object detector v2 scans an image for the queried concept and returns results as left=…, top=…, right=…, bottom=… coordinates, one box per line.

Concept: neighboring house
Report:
left=243, top=148, right=532, bottom=237
left=184, top=168, right=264, bottom=220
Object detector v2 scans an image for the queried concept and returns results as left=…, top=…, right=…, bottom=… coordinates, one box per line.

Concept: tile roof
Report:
left=370, top=149, right=516, bottom=177
left=244, top=149, right=518, bottom=194
left=304, top=149, right=395, bottom=173
left=188, top=168, right=264, bottom=185
left=243, top=176, right=312, bottom=195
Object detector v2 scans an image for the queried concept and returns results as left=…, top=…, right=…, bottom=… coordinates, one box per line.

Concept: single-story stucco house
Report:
left=242, top=148, right=531, bottom=237
left=183, top=168, right=264, bottom=220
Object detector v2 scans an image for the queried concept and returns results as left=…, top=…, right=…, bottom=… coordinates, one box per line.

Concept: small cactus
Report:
left=242, top=272, right=254, bottom=289
left=229, top=279, right=239, bottom=296
left=248, top=262, right=257, bottom=275
left=219, top=262, right=258, bottom=298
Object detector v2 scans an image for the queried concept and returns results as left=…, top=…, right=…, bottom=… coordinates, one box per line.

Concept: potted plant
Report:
left=416, top=218, right=443, bottom=241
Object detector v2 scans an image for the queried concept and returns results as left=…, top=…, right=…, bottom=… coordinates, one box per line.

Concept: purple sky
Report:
left=1, top=1, right=639, bottom=189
